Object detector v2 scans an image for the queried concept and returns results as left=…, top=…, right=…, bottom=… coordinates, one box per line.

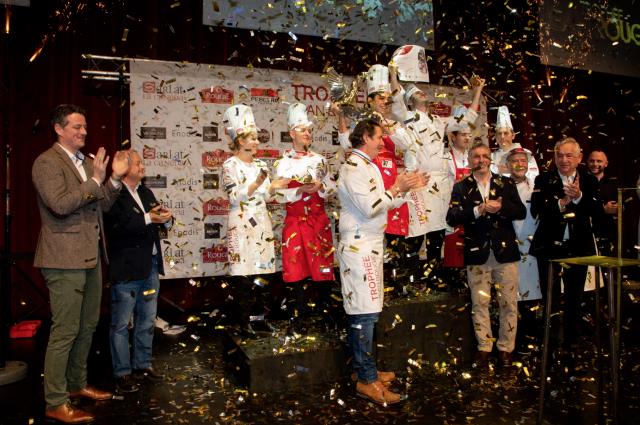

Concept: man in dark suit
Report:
left=447, top=143, right=526, bottom=367
left=105, top=149, right=172, bottom=394
left=32, top=104, right=130, bottom=423
left=530, top=137, right=602, bottom=348
left=587, top=150, right=618, bottom=256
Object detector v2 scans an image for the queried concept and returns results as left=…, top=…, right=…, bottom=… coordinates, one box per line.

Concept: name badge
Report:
left=382, top=159, right=393, bottom=169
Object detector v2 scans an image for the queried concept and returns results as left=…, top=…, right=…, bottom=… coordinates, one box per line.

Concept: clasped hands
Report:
left=478, top=197, right=502, bottom=215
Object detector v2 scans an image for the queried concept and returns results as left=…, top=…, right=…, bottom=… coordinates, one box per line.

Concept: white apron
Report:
left=337, top=150, right=406, bottom=315
left=514, top=178, right=542, bottom=301
left=222, top=156, right=276, bottom=276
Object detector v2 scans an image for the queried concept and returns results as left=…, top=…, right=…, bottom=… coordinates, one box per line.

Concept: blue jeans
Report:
left=110, top=256, right=160, bottom=378
left=347, top=312, right=379, bottom=384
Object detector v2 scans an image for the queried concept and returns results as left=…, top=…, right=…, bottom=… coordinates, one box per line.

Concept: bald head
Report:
left=587, top=150, right=608, bottom=180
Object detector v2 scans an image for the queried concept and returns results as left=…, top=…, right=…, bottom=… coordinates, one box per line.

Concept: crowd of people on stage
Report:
left=32, top=44, right=636, bottom=421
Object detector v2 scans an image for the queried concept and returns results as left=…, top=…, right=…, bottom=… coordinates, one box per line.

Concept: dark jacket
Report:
left=105, top=184, right=165, bottom=282
left=529, top=167, right=602, bottom=259
left=446, top=173, right=526, bottom=265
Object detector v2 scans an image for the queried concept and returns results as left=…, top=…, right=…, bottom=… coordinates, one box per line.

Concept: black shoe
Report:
left=133, top=367, right=164, bottom=382
left=116, top=375, right=140, bottom=393
left=472, top=351, right=490, bottom=369
left=497, top=351, right=512, bottom=368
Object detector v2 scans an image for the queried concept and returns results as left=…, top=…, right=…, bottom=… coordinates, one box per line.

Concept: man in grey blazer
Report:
left=32, top=104, right=130, bottom=424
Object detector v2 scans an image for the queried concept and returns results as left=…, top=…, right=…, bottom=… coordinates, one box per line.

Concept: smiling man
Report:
left=446, top=142, right=526, bottom=368
left=530, top=138, right=602, bottom=353
left=337, top=118, right=421, bottom=405
left=32, top=104, right=130, bottom=423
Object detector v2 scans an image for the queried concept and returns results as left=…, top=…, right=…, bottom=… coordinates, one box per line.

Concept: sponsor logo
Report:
left=202, top=150, right=232, bottom=168
left=140, top=127, right=167, bottom=140
left=256, top=149, right=280, bottom=159
left=250, top=87, right=279, bottom=104
left=257, top=128, right=270, bottom=144
left=171, top=176, right=200, bottom=188
left=199, top=86, right=233, bottom=104
left=142, top=81, right=156, bottom=93
left=163, top=246, right=185, bottom=264
left=280, top=131, right=292, bottom=144
left=141, top=80, right=190, bottom=102
left=143, top=148, right=191, bottom=167
left=204, top=222, right=222, bottom=239
left=203, top=173, right=219, bottom=190
left=203, top=197, right=230, bottom=216
left=171, top=226, right=203, bottom=238
left=331, top=131, right=340, bottom=146
left=203, top=244, right=228, bottom=263
left=203, top=125, right=218, bottom=142
left=143, top=175, right=167, bottom=188
left=429, top=102, right=452, bottom=117
left=160, top=199, right=185, bottom=217
left=171, top=128, right=200, bottom=138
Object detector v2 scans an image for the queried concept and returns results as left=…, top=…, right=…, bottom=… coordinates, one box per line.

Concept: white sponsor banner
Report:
left=129, top=59, right=486, bottom=279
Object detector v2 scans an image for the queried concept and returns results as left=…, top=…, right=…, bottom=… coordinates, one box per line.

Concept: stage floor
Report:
left=2, top=295, right=639, bottom=425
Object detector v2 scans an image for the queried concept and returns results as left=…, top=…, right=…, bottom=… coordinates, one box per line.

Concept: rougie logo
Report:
left=203, top=197, right=230, bottom=216
left=202, top=244, right=228, bottom=263
left=202, top=150, right=233, bottom=168
left=199, top=86, right=234, bottom=104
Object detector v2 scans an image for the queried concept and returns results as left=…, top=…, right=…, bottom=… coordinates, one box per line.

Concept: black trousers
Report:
left=536, top=248, right=588, bottom=347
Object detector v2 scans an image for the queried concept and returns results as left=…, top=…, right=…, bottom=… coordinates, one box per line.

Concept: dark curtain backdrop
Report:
left=2, top=0, right=639, bottom=321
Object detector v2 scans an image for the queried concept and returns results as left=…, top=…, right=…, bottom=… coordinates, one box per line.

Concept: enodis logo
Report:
left=203, top=197, right=230, bottom=216
left=199, top=86, right=234, bottom=104
left=202, top=244, right=228, bottom=263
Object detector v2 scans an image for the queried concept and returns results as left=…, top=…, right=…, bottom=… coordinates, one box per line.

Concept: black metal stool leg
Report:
left=538, top=263, right=555, bottom=425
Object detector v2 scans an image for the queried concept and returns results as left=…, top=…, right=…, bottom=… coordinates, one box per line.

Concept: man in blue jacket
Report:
left=105, top=149, right=173, bottom=393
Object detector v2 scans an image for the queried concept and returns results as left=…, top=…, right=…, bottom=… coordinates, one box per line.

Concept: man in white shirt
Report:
left=338, top=118, right=420, bottom=405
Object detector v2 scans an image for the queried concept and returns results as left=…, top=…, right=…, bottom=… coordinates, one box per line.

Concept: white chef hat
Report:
left=287, top=102, right=312, bottom=130
left=366, top=64, right=391, bottom=96
left=495, top=105, right=514, bottom=131
left=223, top=104, right=258, bottom=140
left=403, top=84, right=424, bottom=107
left=391, top=45, right=430, bottom=83
left=446, top=105, right=471, bottom=133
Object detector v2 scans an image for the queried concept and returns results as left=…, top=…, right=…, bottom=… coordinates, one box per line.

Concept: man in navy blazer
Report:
left=530, top=137, right=602, bottom=349
left=105, top=150, right=173, bottom=393
left=447, top=143, right=526, bottom=367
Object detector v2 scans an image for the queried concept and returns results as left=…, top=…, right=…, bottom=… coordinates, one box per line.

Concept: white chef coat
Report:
left=222, top=156, right=276, bottom=276
left=337, top=149, right=406, bottom=314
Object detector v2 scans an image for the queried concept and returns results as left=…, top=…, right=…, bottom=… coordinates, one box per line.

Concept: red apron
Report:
left=281, top=180, right=335, bottom=283
left=443, top=149, right=471, bottom=267
left=373, top=136, right=409, bottom=236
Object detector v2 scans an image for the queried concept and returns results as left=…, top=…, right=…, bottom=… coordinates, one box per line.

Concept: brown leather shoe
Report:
left=68, top=386, right=112, bottom=401
left=356, top=380, right=404, bottom=405
left=350, top=370, right=396, bottom=384
left=377, top=370, right=396, bottom=383
left=497, top=350, right=512, bottom=368
left=45, top=403, right=95, bottom=423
